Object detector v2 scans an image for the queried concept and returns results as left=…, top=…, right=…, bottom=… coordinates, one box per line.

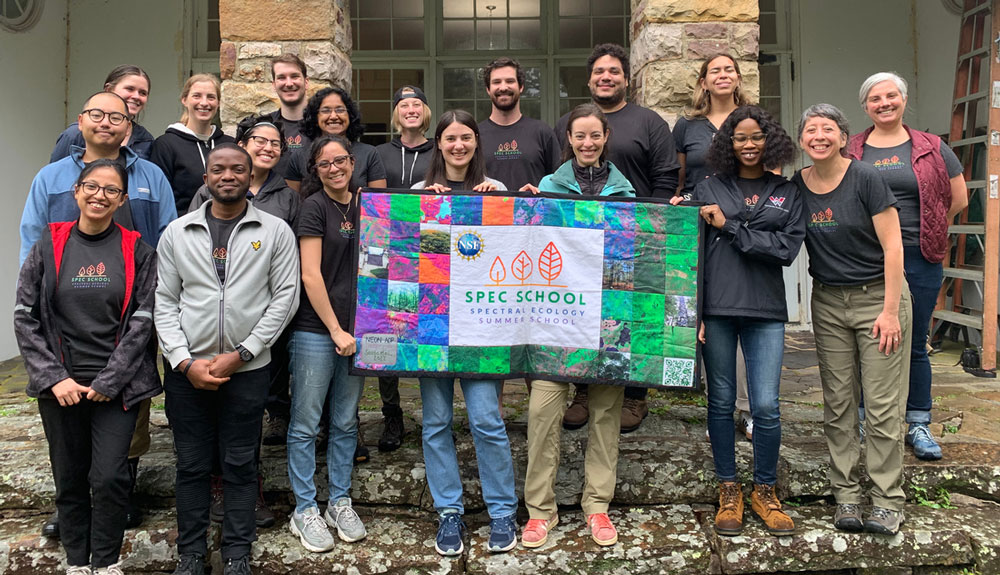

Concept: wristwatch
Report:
left=236, top=344, right=254, bottom=362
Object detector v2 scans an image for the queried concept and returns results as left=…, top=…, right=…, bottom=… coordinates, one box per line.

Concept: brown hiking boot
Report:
left=562, top=387, right=589, bottom=430
left=715, top=481, right=744, bottom=536
left=620, top=398, right=648, bottom=433
left=751, top=484, right=795, bottom=536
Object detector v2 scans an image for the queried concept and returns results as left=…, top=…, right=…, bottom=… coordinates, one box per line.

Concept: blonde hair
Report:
left=685, top=53, right=751, bottom=119
left=391, top=101, right=433, bottom=134
left=179, top=73, right=221, bottom=125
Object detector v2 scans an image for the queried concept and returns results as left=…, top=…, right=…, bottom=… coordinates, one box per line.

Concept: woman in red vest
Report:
left=14, top=159, right=160, bottom=575
left=847, top=72, right=968, bottom=461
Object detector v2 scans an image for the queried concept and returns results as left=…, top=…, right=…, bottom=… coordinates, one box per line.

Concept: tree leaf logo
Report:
left=86, top=265, right=96, bottom=276
left=538, top=242, right=563, bottom=284
left=96, top=262, right=105, bottom=276
left=512, top=250, right=533, bottom=284
left=489, top=256, right=506, bottom=285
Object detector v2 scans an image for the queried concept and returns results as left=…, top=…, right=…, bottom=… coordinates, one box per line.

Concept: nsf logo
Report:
left=455, top=231, right=484, bottom=261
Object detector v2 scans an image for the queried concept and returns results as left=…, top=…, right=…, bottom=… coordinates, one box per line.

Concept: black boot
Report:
left=126, top=457, right=144, bottom=529
left=41, top=510, right=59, bottom=539
left=378, top=405, right=405, bottom=452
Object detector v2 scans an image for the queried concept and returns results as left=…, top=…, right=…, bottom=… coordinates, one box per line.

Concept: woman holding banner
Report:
left=673, top=106, right=803, bottom=537
left=285, top=135, right=367, bottom=554
left=521, top=103, right=634, bottom=550
left=411, top=110, right=518, bottom=557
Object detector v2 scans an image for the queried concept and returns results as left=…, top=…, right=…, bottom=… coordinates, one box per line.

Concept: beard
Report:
left=591, top=85, right=626, bottom=108
left=490, top=90, right=519, bottom=112
left=209, top=185, right=248, bottom=205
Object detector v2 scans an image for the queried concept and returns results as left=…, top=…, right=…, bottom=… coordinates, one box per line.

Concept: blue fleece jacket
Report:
left=19, top=145, right=177, bottom=265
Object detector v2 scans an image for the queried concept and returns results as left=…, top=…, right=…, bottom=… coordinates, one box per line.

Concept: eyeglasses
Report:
left=81, top=108, right=128, bottom=126
left=316, top=155, right=353, bottom=170
left=731, top=133, right=767, bottom=144
left=248, top=135, right=282, bottom=149
left=319, top=106, right=348, bottom=115
left=78, top=181, right=124, bottom=199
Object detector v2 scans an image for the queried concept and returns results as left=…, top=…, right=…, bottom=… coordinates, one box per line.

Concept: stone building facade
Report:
left=219, top=0, right=760, bottom=131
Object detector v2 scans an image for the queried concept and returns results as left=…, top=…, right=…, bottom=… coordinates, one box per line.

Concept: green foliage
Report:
left=944, top=424, right=959, bottom=434
left=420, top=229, right=451, bottom=254
left=910, top=484, right=954, bottom=509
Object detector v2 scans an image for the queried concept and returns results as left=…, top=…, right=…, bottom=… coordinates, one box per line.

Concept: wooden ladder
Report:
left=934, top=0, right=999, bottom=371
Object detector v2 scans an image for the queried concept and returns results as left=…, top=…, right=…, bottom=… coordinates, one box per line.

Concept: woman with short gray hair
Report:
left=793, top=103, right=912, bottom=536
left=847, top=72, right=968, bottom=462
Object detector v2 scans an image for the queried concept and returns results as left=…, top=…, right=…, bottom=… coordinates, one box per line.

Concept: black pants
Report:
left=264, top=327, right=292, bottom=419
left=39, top=395, right=138, bottom=568
left=165, top=365, right=269, bottom=560
left=574, top=383, right=647, bottom=400
left=378, top=376, right=400, bottom=413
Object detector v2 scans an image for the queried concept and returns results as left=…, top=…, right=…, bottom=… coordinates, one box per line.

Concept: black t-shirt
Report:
left=267, top=111, right=310, bottom=179
left=860, top=140, right=963, bottom=246
left=53, top=225, right=126, bottom=380
left=478, top=117, right=560, bottom=190
left=206, top=206, right=246, bottom=285
left=556, top=102, right=680, bottom=198
left=736, top=176, right=767, bottom=213
left=792, top=161, right=898, bottom=286
left=286, top=141, right=386, bottom=192
left=294, top=192, right=357, bottom=334
left=673, top=116, right=718, bottom=195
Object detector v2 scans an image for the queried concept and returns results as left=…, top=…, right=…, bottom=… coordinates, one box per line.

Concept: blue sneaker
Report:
left=487, top=513, right=517, bottom=553
left=435, top=512, right=465, bottom=556
left=906, top=423, right=942, bottom=460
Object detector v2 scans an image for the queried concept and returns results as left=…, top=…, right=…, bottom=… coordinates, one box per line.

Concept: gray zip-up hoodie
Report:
left=154, top=200, right=300, bottom=372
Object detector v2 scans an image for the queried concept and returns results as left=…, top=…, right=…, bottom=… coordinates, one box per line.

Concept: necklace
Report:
left=331, top=192, right=354, bottom=237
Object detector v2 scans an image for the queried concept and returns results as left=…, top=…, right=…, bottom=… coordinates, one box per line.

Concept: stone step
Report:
left=1, top=405, right=999, bottom=514
left=1, top=503, right=997, bottom=574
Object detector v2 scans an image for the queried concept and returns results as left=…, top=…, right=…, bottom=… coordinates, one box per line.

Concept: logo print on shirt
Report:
left=286, top=134, right=303, bottom=149
left=745, top=194, right=759, bottom=208
left=251, top=240, right=261, bottom=251
left=494, top=139, right=522, bottom=161
left=72, top=262, right=110, bottom=289
left=213, top=247, right=228, bottom=262
left=808, top=207, right=838, bottom=232
left=873, top=154, right=905, bottom=170
left=769, top=196, right=786, bottom=208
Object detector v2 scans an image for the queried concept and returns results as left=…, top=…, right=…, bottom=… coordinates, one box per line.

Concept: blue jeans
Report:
left=287, top=330, right=364, bottom=513
left=419, top=378, right=517, bottom=519
left=903, top=245, right=941, bottom=421
left=703, top=317, right=785, bottom=485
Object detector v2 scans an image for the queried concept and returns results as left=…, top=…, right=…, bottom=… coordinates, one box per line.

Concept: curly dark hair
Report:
left=300, top=135, right=354, bottom=198
left=706, top=105, right=796, bottom=176
left=587, top=43, right=630, bottom=79
left=302, top=86, right=365, bottom=142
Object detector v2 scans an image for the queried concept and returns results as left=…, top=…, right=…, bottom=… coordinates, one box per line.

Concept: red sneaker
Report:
left=521, top=515, right=558, bottom=549
left=587, top=513, right=618, bottom=546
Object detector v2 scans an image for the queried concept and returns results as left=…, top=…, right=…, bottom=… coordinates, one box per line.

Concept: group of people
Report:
left=13, top=40, right=964, bottom=575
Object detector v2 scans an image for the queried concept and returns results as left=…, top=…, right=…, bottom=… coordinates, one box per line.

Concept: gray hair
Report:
left=797, top=103, right=850, bottom=141
left=859, top=72, right=908, bottom=108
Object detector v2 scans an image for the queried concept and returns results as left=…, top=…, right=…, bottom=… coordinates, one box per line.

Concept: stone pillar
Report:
left=630, top=0, right=759, bottom=126
left=218, top=0, right=352, bottom=133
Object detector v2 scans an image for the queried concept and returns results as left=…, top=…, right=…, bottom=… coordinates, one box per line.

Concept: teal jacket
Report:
left=537, top=160, right=636, bottom=197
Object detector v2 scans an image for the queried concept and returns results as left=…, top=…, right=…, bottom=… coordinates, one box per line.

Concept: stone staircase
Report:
left=1, top=392, right=999, bottom=574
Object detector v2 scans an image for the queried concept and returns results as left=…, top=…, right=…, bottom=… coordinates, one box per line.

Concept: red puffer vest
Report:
left=847, top=125, right=953, bottom=263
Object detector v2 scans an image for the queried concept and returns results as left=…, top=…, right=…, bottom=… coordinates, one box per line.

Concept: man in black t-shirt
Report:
left=267, top=53, right=310, bottom=179
left=478, top=57, right=560, bottom=192
left=556, top=44, right=681, bottom=432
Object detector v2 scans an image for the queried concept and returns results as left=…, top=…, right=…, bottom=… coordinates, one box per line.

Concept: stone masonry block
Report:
left=237, top=41, right=282, bottom=59
left=219, top=42, right=236, bottom=80
left=637, top=0, right=758, bottom=24
left=686, top=39, right=731, bottom=61
left=731, top=23, right=760, bottom=60
left=220, top=0, right=340, bottom=42
left=684, top=22, right=727, bottom=39
left=631, top=23, right=683, bottom=72
left=301, top=42, right=352, bottom=87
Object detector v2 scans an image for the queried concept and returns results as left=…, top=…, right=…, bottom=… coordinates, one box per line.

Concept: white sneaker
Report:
left=325, top=497, right=367, bottom=542
left=93, top=564, right=124, bottom=575
left=66, top=567, right=91, bottom=575
left=290, top=507, right=335, bottom=552
left=737, top=411, right=754, bottom=441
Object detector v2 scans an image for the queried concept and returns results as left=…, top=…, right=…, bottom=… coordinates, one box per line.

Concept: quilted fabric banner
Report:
left=351, top=190, right=702, bottom=389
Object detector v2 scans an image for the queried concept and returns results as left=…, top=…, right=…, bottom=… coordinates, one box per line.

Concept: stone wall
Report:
left=630, top=0, right=760, bottom=125
left=218, top=0, right=353, bottom=132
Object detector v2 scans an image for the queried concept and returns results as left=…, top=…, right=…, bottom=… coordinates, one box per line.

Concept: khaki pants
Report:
left=811, top=279, right=911, bottom=511
left=127, top=398, right=152, bottom=459
left=524, top=380, right=624, bottom=518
